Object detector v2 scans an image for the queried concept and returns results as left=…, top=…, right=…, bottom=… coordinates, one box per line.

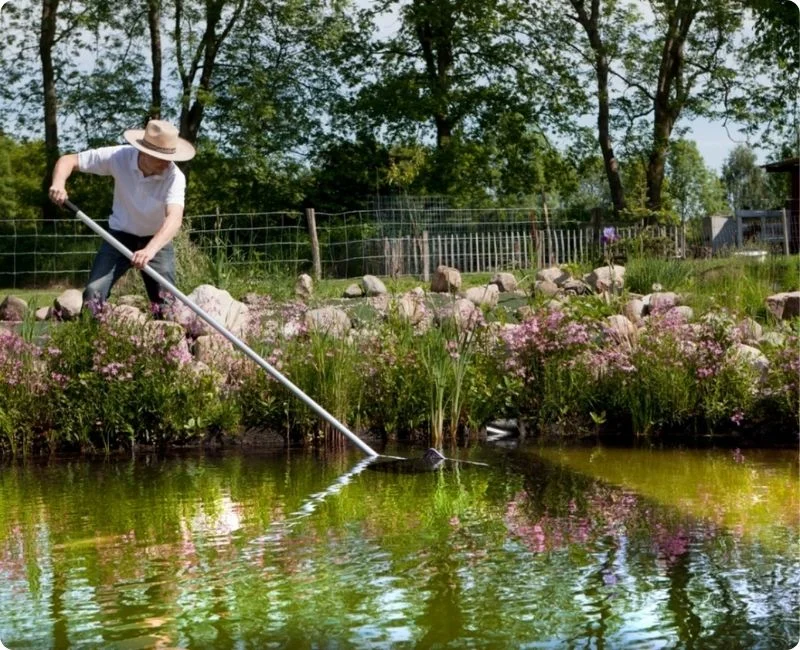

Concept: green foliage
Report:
left=1, top=257, right=798, bottom=456
left=667, top=139, right=729, bottom=221
left=721, top=144, right=785, bottom=210
left=39, top=310, right=237, bottom=453
left=0, top=136, right=46, bottom=221
left=688, top=256, right=800, bottom=320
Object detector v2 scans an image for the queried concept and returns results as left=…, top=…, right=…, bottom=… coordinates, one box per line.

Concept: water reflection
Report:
left=0, top=446, right=797, bottom=648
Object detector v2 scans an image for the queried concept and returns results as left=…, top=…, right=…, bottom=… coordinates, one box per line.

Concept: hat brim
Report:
left=123, top=129, right=196, bottom=162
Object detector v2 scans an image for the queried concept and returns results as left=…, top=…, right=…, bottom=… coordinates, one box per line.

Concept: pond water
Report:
left=0, top=443, right=797, bottom=649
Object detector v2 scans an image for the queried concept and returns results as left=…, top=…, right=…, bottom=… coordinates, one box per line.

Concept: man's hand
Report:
left=48, top=185, right=68, bottom=206
left=131, top=247, right=156, bottom=270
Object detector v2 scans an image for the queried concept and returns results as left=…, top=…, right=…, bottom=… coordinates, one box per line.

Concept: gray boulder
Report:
left=766, top=291, right=800, bottom=320
left=431, top=265, right=462, bottom=293
left=305, top=306, right=351, bottom=338
left=168, top=284, right=250, bottom=337
left=0, top=296, right=28, bottom=321
left=54, top=289, right=83, bottom=320
left=490, top=272, right=518, bottom=292
left=464, top=284, right=499, bottom=309
left=343, top=283, right=363, bottom=298
left=536, top=267, right=570, bottom=286
left=362, top=275, right=387, bottom=296
left=295, top=274, right=313, bottom=299
left=585, top=265, right=625, bottom=293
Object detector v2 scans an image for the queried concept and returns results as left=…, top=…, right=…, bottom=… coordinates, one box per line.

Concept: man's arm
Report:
left=130, top=203, right=184, bottom=270
left=48, top=153, right=79, bottom=205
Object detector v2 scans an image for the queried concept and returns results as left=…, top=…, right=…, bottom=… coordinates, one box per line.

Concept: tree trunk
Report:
left=40, top=0, right=60, bottom=226
left=645, top=0, right=698, bottom=214
left=570, top=0, right=626, bottom=214
left=413, top=0, right=454, bottom=150
left=597, top=50, right=626, bottom=214
left=146, top=0, right=162, bottom=121
left=174, top=0, right=245, bottom=182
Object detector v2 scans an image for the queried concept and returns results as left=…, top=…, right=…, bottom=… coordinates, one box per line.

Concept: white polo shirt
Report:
left=77, top=145, right=186, bottom=237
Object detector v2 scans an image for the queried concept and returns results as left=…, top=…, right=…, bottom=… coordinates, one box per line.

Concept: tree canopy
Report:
left=0, top=0, right=794, bottom=218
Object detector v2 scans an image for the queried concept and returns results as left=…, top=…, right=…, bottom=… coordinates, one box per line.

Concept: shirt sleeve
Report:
left=165, top=169, right=186, bottom=206
left=77, top=146, right=123, bottom=176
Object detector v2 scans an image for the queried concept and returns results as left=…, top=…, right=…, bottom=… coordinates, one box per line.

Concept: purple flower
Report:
left=601, top=227, right=619, bottom=245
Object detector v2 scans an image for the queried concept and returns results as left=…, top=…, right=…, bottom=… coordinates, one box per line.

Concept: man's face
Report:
left=138, top=152, right=171, bottom=176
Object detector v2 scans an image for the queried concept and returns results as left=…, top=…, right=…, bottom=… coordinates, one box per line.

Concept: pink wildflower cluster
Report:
left=0, top=330, right=39, bottom=387
left=502, top=308, right=597, bottom=378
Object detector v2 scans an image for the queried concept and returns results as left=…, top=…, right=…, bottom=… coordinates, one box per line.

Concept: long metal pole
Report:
left=66, top=200, right=379, bottom=458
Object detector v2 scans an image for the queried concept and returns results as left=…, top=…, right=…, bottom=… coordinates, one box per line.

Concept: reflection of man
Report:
left=48, top=120, right=195, bottom=310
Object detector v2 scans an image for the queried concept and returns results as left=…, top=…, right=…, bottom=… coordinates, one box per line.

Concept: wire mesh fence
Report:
left=0, top=206, right=791, bottom=289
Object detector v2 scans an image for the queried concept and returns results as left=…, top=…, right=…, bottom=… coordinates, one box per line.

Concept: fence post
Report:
left=542, top=194, right=552, bottom=266
left=305, top=208, right=322, bottom=281
left=591, top=207, right=603, bottom=250
left=782, top=208, right=790, bottom=255
left=422, top=231, right=430, bottom=282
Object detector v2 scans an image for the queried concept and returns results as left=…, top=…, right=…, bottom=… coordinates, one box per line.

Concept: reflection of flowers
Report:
left=504, top=484, right=712, bottom=567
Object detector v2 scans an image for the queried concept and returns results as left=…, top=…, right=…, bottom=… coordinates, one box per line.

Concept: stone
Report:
left=361, top=275, right=387, bottom=297
left=0, top=296, right=28, bottom=321
left=534, top=280, right=560, bottom=297
left=436, top=298, right=477, bottom=330
left=117, top=294, right=149, bottom=310
left=766, top=291, right=800, bottom=320
left=343, top=283, right=363, bottom=298
left=648, top=291, right=679, bottom=314
left=490, top=272, right=518, bottom=292
left=111, top=304, right=148, bottom=326
left=397, top=293, right=427, bottom=325
left=304, top=306, right=351, bottom=338
left=464, top=284, right=499, bottom=309
left=295, top=274, right=313, bottom=299
left=623, top=298, right=645, bottom=322
left=167, top=284, right=250, bottom=337
left=562, top=279, right=592, bottom=296
left=669, top=305, right=694, bottom=322
left=430, top=265, right=462, bottom=293
left=536, top=267, right=570, bottom=286
left=731, top=343, right=769, bottom=379
left=604, top=314, right=638, bottom=347
left=737, top=317, right=763, bottom=344
left=516, top=305, right=534, bottom=321
left=194, top=334, right=235, bottom=366
left=585, top=265, right=625, bottom=293
left=53, top=289, right=83, bottom=320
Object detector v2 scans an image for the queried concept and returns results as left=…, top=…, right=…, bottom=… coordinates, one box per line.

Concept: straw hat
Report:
left=123, top=120, right=196, bottom=162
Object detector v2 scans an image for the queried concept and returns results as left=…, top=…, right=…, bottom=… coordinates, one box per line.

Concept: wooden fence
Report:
left=375, top=225, right=681, bottom=280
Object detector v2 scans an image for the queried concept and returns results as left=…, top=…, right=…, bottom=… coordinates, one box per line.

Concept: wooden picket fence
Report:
left=378, top=225, right=681, bottom=280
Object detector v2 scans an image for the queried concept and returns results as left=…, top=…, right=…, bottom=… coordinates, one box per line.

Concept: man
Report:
left=48, top=119, right=195, bottom=310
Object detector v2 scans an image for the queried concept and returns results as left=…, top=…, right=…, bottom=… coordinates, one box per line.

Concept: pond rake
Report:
left=66, top=201, right=486, bottom=470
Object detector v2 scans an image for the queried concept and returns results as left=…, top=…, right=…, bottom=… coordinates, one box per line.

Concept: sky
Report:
left=674, top=119, right=755, bottom=174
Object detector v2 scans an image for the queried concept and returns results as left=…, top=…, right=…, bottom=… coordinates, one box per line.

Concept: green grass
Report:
left=623, top=254, right=799, bottom=322
left=3, top=253, right=798, bottom=326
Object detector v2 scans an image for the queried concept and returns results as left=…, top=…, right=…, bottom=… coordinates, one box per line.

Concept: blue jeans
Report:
left=83, top=229, right=176, bottom=307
